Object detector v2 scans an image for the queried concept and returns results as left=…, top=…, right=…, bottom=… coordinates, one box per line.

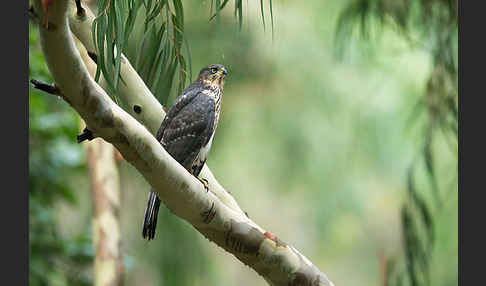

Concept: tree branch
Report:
left=67, top=0, right=244, bottom=216
left=67, top=0, right=163, bottom=135
left=31, top=1, right=334, bottom=285
left=30, top=79, right=59, bottom=95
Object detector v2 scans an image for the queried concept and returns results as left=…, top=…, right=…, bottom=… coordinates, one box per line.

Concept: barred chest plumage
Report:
left=213, top=87, right=222, bottom=130
left=190, top=85, right=222, bottom=173
left=202, top=84, right=222, bottom=132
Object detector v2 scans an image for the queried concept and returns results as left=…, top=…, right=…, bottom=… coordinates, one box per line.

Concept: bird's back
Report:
left=159, top=87, right=218, bottom=173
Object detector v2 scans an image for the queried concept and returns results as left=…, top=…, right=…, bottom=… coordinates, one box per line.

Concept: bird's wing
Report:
left=156, top=87, right=202, bottom=142
left=160, top=91, right=216, bottom=170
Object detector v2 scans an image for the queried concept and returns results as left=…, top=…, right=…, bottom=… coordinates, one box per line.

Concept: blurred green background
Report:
left=29, top=0, right=457, bottom=285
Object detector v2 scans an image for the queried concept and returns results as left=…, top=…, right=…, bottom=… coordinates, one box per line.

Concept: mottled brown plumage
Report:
left=142, top=64, right=227, bottom=240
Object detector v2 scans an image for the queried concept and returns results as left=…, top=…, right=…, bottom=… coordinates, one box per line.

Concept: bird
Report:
left=142, top=64, right=227, bottom=240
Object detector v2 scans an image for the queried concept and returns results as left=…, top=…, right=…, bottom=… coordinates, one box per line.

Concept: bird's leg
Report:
left=189, top=168, right=210, bottom=192
left=187, top=166, right=209, bottom=193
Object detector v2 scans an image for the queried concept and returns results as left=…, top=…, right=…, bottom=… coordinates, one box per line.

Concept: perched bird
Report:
left=142, top=64, right=227, bottom=240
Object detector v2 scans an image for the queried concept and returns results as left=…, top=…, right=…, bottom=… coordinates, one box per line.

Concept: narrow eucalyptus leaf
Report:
left=260, top=0, right=265, bottom=31
left=209, top=0, right=230, bottom=21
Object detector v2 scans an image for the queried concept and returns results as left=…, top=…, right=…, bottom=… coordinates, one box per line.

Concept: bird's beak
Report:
left=218, top=67, right=227, bottom=77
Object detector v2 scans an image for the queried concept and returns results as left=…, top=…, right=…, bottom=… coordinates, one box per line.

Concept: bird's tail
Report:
left=142, top=188, right=161, bottom=240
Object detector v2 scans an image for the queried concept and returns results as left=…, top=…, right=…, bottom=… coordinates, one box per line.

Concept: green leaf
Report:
left=237, top=0, right=243, bottom=29
left=269, top=0, right=274, bottom=38
left=183, top=36, right=193, bottom=82
left=215, top=0, right=221, bottom=23
left=260, top=0, right=266, bottom=31
left=209, top=0, right=230, bottom=21
left=407, top=166, right=435, bottom=252
left=423, top=133, right=441, bottom=206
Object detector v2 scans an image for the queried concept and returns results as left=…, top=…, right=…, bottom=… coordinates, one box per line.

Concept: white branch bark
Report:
left=31, top=1, right=334, bottom=285
left=67, top=1, right=244, bottom=215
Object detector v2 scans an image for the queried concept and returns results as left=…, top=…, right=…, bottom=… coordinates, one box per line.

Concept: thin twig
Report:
left=77, top=127, right=95, bottom=143
left=28, top=4, right=38, bottom=21
left=30, top=79, right=59, bottom=95
left=75, top=0, right=85, bottom=17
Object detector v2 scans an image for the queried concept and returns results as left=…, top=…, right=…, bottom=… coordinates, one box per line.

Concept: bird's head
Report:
left=197, top=64, right=227, bottom=89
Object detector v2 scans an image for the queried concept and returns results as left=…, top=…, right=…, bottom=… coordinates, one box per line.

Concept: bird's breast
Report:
left=201, top=86, right=222, bottom=130
left=199, top=132, right=215, bottom=161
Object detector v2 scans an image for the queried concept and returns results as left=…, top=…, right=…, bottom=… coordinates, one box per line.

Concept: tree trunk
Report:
left=84, top=120, right=123, bottom=286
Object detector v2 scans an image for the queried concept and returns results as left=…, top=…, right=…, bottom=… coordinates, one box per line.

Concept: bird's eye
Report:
left=211, top=68, right=218, bottom=74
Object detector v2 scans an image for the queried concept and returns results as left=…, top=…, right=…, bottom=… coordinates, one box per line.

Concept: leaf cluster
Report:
left=92, top=0, right=273, bottom=106
left=335, top=1, right=457, bottom=285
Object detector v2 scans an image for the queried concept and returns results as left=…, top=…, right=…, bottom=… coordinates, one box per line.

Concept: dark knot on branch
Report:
left=75, top=0, right=85, bottom=17
left=30, top=79, right=59, bottom=95
left=77, top=128, right=94, bottom=143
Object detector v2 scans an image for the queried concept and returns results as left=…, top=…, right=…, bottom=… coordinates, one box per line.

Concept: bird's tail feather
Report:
left=142, top=188, right=161, bottom=240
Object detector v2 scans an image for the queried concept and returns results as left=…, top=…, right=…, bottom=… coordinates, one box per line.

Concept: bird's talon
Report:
left=198, top=177, right=209, bottom=192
